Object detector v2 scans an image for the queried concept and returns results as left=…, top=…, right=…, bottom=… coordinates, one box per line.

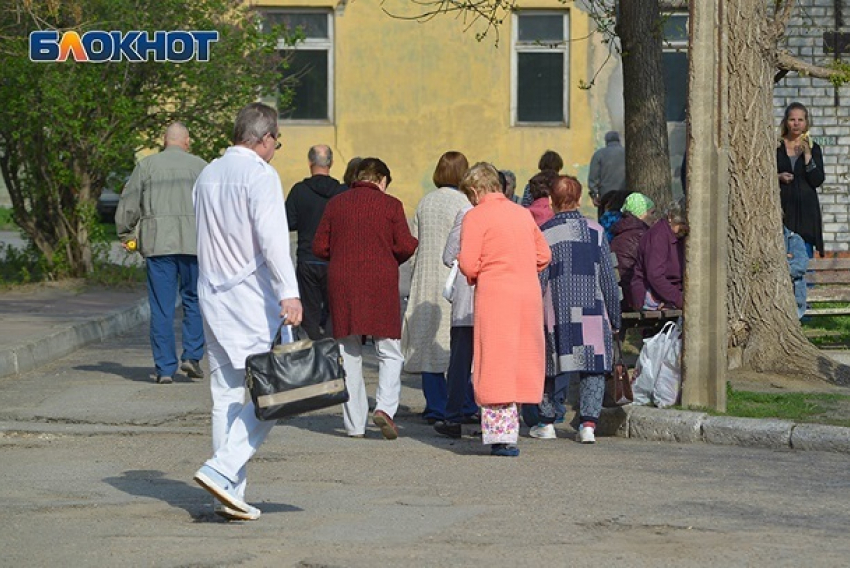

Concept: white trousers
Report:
left=339, top=335, right=403, bottom=436
left=206, top=361, right=275, bottom=499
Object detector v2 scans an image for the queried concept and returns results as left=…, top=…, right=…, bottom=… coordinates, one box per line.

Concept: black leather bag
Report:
left=245, top=323, right=348, bottom=421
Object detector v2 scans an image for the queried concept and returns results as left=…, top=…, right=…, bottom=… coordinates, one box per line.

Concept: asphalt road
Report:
left=1, top=323, right=849, bottom=567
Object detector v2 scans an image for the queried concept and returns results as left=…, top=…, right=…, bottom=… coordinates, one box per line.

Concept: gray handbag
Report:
left=245, top=323, right=349, bottom=420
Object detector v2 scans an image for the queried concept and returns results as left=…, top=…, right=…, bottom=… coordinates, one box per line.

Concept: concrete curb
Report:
left=600, top=404, right=850, bottom=454
left=0, top=297, right=149, bottom=379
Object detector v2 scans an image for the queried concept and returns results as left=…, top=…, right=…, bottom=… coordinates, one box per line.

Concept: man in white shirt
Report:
left=192, top=102, right=302, bottom=521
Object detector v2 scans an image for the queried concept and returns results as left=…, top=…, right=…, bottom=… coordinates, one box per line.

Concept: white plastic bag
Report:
left=632, top=321, right=682, bottom=407
left=442, top=260, right=459, bottom=302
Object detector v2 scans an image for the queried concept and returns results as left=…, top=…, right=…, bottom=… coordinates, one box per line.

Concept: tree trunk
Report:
left=725, top=0, right=850, bottom=384
left=616, top=0, right=673, bottom=207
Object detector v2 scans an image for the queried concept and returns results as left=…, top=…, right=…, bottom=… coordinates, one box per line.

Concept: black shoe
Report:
left=491, top=443, right=520, bottom=457
left=181, top=359, right=204, bottom=379
left=461, top=413, right=481, bottom=424
left=434, top=421, right=462, bottom=439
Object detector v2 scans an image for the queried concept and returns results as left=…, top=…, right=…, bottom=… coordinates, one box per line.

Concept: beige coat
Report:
left=402, top=187, right=470, bottom=373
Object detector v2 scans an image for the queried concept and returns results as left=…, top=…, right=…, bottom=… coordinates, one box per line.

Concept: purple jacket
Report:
left=610, top=214, right=649, bottom=305
left=629, top=218, right=685, bottom=310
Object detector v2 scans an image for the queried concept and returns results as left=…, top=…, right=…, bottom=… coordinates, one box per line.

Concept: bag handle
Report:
left=270, top=321, right=304, bottom=348
left=613, top=335, right=624, bottom=365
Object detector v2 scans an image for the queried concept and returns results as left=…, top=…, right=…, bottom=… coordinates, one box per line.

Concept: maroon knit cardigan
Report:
left=313, top=181, right=418, bottom=339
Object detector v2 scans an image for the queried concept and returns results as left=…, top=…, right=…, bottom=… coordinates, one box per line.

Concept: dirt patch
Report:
left=728, top=368, right=850, bottom=394
left=0, top=279, right=88, bottom=295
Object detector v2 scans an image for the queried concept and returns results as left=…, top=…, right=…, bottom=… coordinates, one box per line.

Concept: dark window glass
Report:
left=517, top=52, right=564, bottom=122
left=263, top=13, right=328, bottom=38
left=663, top=51, right=688, bottom=122
left=662, top=14, right=688, bottom=44
left=518, top=14, right=563, bottom=42
left=280, top=49, right=328, bottom=120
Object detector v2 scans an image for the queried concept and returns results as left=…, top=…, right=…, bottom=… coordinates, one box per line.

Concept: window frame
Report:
left=511, top=10, right=571, bottom=127
left=661, top=11, right=689, bottom=123
left=264, top=9, right=334, bottom=124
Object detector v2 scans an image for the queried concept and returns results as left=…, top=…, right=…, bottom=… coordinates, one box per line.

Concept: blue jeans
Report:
left=444, top=326, right=478, bottom=423
left=146, top=255, right=204, bottom=377
left=536, top=373, right=572, bottom=425
left=421, top=371, right=448, bottom=421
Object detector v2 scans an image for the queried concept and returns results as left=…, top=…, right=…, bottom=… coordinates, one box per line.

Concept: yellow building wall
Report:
left=257, top=0, right=594, bottom=214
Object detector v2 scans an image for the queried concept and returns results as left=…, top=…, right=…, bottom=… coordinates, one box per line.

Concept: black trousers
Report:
left=296, top=261, right=331, bottom=340
left=445, top=326, right=478, bottom=423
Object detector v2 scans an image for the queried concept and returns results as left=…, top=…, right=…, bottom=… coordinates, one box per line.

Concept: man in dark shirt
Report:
left=285, top=144, right=346, bottom=339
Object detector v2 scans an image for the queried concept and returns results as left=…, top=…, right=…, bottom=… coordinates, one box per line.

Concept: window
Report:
left=662, top=12, right=688, bottom=122
left=512, top=12, right=570, bottom=125
left=263, top=10, right=333, bottom=122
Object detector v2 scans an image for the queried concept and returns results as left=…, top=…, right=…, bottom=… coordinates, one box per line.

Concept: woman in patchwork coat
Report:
left=537, top=175, right=621, bottom=444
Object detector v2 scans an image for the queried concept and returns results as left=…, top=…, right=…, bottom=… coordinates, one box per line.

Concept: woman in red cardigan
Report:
left=313, top=158, right=418, bottom=440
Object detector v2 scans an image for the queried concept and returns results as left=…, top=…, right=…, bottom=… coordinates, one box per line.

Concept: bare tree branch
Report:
left=776, top=49, right=847, bottom=80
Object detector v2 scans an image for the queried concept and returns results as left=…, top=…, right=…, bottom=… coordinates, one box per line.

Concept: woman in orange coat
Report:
left=457, top=163, right=551, bottom=457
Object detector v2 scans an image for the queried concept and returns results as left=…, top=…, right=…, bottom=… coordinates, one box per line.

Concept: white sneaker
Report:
left=529, top=423, right=556, bottom=439
left=578, top=424, right=596, bottom=444
left=214, top=503, right=261, bottom=521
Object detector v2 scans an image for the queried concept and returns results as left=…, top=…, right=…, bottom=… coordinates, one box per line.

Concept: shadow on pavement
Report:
left=73, top=361, right=179, bottom=383
left=104, top=470, right=302, bottom=522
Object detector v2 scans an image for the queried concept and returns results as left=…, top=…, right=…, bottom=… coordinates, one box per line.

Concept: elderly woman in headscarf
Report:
left=457, top=162, right=551, bottom=457
left=610, top=192, right=655, bottom=308
left=534, top=175, right=621, bottom=444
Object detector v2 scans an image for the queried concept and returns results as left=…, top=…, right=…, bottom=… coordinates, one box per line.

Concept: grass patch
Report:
left=801, top=304, right=850, bottom=347
left=686, top=384, right=850, bottom=428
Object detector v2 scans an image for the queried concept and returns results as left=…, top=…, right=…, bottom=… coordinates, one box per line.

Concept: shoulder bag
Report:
left=603, top=337, right=633, bottom=408
left=245, top=323, right=349, bottom=420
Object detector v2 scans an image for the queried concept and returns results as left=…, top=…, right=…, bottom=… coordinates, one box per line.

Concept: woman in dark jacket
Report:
left=629, top=199, right=687, bottom=311
left=610, top=192, right=655, bottom=308
left=777, top=102, right=825, bottom=258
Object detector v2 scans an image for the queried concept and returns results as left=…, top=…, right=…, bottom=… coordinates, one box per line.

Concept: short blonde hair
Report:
left=459, top=162, right=501, bottom=203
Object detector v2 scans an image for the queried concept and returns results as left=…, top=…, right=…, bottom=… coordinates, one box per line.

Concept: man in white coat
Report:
left=192, top=102, right=302, bottom=521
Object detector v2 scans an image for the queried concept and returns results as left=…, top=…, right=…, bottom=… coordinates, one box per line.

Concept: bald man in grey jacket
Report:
left=116, top=123, right=208, bottom=384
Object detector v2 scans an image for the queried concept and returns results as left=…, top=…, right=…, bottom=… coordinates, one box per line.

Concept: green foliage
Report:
left=827, top=61, right=850, bottom=87
left=0, top=0, right=292, bottom=278
left=0, top=208, right=15, bottom=230
left=86, top=259, right=146, bottom=288
left=0, top=243, right=47, bottom=285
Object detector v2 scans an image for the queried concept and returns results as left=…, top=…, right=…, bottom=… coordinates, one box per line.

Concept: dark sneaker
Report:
left=181, top=359, right=204, bottom=379
left=372, top=410, right=398, bottom=440
left=434, top=421, right=462, bottom=439
left=490, top=443, right=520, bottom=457
left=155, top=375, right=173, bottom=384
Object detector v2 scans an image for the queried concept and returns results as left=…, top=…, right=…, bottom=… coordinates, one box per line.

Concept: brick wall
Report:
left=774, top=0, right=850, bottom=254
